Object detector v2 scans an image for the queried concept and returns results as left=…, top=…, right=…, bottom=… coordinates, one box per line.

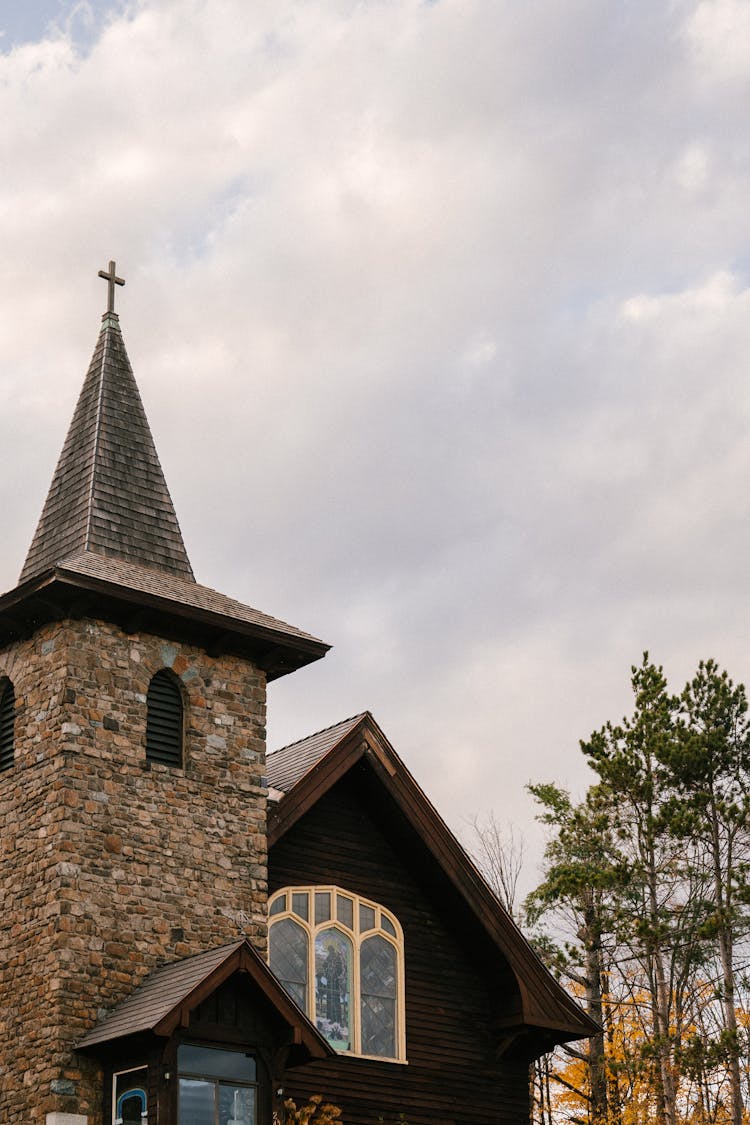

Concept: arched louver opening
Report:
left=0, top=679, right=15, bottom=772
left=146, top=670, right=183, bottom=767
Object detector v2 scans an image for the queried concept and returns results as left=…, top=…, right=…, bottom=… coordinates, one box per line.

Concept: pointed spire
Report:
left=20, top=311, right=195, bottom=585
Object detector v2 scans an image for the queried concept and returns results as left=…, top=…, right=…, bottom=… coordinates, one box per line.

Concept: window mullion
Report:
left=353, top=933, right=361, bottom=1055
left=308, top=920, right=315, bottom=1023
left=353, top=896, right=361, bottom=1055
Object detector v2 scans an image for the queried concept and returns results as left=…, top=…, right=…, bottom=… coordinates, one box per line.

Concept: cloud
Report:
left=686, top=0, right=750, bottom=83
left=1, top=0, right=750, bottom=888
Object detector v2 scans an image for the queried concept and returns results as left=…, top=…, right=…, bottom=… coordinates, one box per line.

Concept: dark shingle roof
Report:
left=77, top=942, right=242, bottom=1049
left=55, top=549, right=326, bottom=648
left=21, top=313, right=194, bottom=584
left=76, top=939, right=334, bottom=1061
left=266, top=713, right=366, bottom=792
left=9, top=306, right=330, bottom=679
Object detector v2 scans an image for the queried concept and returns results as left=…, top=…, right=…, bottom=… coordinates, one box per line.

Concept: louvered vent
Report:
left=146, top=670, right=183, bottom=767
left=0, top=679, right=15, bottom=772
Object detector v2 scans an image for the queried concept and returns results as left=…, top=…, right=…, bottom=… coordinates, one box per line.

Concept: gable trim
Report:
left=77, top=939, right=333, bottom=1060
left=269, top=715, right=598, bottom=1044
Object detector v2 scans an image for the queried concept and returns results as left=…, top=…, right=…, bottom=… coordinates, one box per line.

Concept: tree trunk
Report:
left=584, top=902, right=608, bottom=1125
left=647, top=854, right=677, bottom=1125
left=708, top=796, right=743, bottom=1125
left=602, top=970, right=622, bottom=1125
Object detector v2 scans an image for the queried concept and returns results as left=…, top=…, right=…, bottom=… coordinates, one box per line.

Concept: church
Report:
left=0, top=265, right=595, bottom=1125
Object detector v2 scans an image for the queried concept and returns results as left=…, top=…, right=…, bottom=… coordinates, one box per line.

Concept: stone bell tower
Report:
left=0, top=266, right=329, bottom=1124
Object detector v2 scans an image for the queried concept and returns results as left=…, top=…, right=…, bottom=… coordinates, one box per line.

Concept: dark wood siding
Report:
left=269, top=765, right=530, bottom=1125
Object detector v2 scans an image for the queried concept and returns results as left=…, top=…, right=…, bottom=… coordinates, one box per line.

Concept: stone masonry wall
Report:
left=0, top=617, right=268, bottom=1124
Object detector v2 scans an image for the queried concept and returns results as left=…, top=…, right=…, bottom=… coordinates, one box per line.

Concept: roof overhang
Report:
left=0, top=558, right=329, bottom=681
left=268, top=714, right=599, bottom=1050
left=77, top=939, right=334, bottom=1063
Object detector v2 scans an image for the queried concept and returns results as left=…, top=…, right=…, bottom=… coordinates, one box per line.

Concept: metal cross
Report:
left=98, top=260, right=125, bottom=313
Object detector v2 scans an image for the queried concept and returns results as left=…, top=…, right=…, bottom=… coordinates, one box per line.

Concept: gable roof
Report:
left=267, top=713, right=366, bottom=792
left=21, top=313, right=194, bottom=585
left=76, top=938, right=333, bottom=1061
left=268, top=713, right=598, bottom=1048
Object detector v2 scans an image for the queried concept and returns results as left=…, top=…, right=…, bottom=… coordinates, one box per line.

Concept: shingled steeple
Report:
left=20, top=310, right=194, bottom=584
left=4, top=271, right=327, bottom=679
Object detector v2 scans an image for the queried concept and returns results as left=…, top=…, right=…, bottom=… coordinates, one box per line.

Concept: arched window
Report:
left=0, top=678, right=15, bottom=773
left=146, top=670, right=183, bottom=767
left=269, top=886, right=405, bottom=1061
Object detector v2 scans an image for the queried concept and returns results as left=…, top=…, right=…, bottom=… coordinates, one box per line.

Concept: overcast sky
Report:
left=2, top=0, right=750, bottom=891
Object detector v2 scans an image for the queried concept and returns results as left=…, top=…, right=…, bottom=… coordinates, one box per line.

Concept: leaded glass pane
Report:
left=336, top=893, right=353, bottom=929
left=381, top=914, right=396, bottom=937
left=269, top=917, right=308, bottom=1011
left=359, top=904, right=376, bottom=932
left=269, top=894, right=285, bottom=916
left=314, top=891, right=331, bottom=924
left=360, top=935, right=397, bottom=1057
left=315, top=928, right=352, bottom=1050
left=292, top=892, right=309, bottom=920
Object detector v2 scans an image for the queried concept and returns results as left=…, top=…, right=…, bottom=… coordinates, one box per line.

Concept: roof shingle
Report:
left=55, top=549, right=326, bottom=648
left=21, top=313, right=194, bottom=584
left=266, top=713, right=366, bottom=792
left=77, top=942, right=243, bottom=1048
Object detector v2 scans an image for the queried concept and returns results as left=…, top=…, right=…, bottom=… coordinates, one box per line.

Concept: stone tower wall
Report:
left=0, top=617, right=267, bottom=1124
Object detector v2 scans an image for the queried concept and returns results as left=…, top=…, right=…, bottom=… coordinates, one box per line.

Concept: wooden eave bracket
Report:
left=122, top=608, right=153, bottom=635
left=149, top=942, right=333, bottom=1061
left=0, top=562, right=331, bottom=686
left=495, top=1029, right=526, bottom=1059
left=272, top=713, right=594, bottom=1041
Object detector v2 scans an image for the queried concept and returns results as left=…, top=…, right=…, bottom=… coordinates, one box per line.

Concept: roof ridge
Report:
left=268, top=711, right=368, bottom=757
left=84, top=323, right=108, bottom=552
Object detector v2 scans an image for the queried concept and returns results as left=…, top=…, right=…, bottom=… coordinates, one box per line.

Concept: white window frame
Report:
left=111, top=1066, right=148, bottom=1125
left=268, top=885, right=407, bottom=1063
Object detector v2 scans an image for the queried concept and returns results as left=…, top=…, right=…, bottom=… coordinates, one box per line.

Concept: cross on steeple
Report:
left=98, top=260, right=125, bottom=314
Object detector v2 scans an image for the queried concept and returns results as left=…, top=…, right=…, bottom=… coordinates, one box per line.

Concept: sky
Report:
left=1, top=0, right=750, bottom=894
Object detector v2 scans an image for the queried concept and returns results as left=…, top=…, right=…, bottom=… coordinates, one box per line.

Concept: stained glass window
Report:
left=292, top=892, right=309, bottom=920
left=315, top=928, right=352, bottom=1050
left=360, top=935, right=397, bottom=1058
left=268, top=886, right=405, bottom=1060
left=359, top=904, right=376, bottom=932
left=336, top=894, right=353, bottom=929
left=314, top=891, right=331, bottom=924
left=381, top=915, right=396, bottom=938
left=269, top=916, right=308, bottom=1010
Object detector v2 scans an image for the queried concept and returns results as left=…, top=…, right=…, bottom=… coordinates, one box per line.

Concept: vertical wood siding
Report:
left=269, top=766, right=530, bottom=1125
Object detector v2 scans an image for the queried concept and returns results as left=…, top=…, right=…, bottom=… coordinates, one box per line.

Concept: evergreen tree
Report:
left=526, top=782, right=622, bottom=1125
left=662, top=660, right=750, bottom=1125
